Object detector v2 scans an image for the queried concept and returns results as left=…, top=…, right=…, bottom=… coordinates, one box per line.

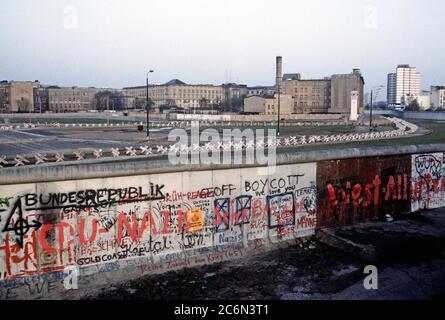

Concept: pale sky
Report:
left=1, top=0, right=444, bottom=100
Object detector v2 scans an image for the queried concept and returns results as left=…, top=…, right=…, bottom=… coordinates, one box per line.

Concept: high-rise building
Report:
left=387, top=64, right=421, bottom=110
left=387, top=73, right=397, bottom=107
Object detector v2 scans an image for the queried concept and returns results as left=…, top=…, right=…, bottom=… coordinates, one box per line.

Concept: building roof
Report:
left=248, top=86, right=274, bottom=90
left=164, top=79, right=187, bottom=86
left=283, top=73, right=301, bottom=81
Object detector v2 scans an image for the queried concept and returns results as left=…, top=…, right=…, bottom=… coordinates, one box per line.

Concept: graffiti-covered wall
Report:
left=411, top=153, right=445, bottom=211
left=0, top=152, right=444, bottom=299
left=316, top=155, right=412, bottom=226
left=0, top=163, right=317, bottom=298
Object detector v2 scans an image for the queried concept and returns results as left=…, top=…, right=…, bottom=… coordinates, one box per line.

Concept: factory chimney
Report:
left=276, top=56, right=282, bottom=93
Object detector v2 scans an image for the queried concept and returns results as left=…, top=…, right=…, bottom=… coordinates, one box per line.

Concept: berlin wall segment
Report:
left=0, top=163, right=318, bottom=298
left=0, top=151, right=444, bottom=299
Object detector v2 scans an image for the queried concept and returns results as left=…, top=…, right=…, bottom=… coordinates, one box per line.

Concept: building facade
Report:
left=246, top=86, right=275, bottom=97
left=33, top=82, right=49, bottom=113
left=279, top=70, right=364, bottom=115
left=387, top=64, right=421, bottom=110
left=123, top=79, right=226, bottom=111
left=48, top=87, right=99, bottom=113
left=417, top=90, right=431, bottom=110
left=243, top=94, right=293, bottom=115
left=387, top=73, right=397, bottom=107
left=329, top=70, right=365, bottom=114
left=0, top=81, right=35, bottom=113
left=431, top=86, right=445, bottom=110
left=281, top=79, right=331, bottom=114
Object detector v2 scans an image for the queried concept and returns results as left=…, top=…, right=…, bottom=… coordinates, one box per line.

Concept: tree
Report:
left=199, top=98, right=209, bottom=110
left=16, top=98, right=31, bottom=112
left=406, top=99, right=420, bottom=112
left=94, top=91, right=125, bottom=111
left=0, top=90, right=7, bottom=112
left=146, top=96, right=154, bottom=111
left=230, top=94, right=246, bottom=113
left=134, top=98, right=146, bottom=109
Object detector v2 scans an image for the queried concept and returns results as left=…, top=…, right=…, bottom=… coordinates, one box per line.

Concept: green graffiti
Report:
left=0, top=196, right=13, bottom=208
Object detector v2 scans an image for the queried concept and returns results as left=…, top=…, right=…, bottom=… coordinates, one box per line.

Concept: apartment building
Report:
left=431, top=86, right=445, bottom=110
left=47, top=87, right=99, bottom=113
left=387, top=64, right=421, bottom=109
left=282, top=79, right=331, bottom=114
left=279, top=70, right=364, bottom=115
left=0, top=81, right=35, bottom=113
left=330, top=70, right=365, bottom=114
left=123, top=79, right=227, bottom=111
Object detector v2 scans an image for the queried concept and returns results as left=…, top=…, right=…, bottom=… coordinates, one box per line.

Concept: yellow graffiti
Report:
left=187, top=209, right=204, bottom=232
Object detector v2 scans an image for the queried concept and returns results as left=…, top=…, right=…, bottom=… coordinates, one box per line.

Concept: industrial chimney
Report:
left=276, top=56, right=282, bottom=93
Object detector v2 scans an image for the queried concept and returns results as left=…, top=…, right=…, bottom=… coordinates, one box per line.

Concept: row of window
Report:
left=51, top=92, right=90, bottom=97
left=295, top=95, right=328, bottom=100
left=295, top=102, right=324, bottom=107
left=293, top=87, right=328, bottom=93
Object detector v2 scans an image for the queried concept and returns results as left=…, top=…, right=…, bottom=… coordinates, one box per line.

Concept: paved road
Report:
left=0, top=127, right=172, bottom=157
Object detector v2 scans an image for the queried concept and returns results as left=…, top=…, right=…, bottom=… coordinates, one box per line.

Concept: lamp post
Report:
left=369, top=85, right=384, bottom=130
left=146, top=70, right=154, bottom=139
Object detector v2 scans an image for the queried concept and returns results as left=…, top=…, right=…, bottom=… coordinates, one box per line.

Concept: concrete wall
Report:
left=365, top=109, right=445, bottom=121
left=0, top=145, right=444, bottom=299
left=171, top=113, right=345, bottom=122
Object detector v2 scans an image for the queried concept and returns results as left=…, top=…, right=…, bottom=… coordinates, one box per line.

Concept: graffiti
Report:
left=23, top=185, right=165, bottom=211
left=164, top=184, right=237, bottom=203
left=234, top=196, right=252, bottom=225
left=245, top=175, right=305, bottom=195
left=412, top=153, right=445, bottom=211
left=1, top=153, right=442, bottom=299
left=2, top=199, right=42, bottom=248
left=414, top=154, right=443, bottom=180
left=316, top=156, right=413, bottom=226
left=214, top=198, right=230, bottom=233
left=267, top=193, right=295, bottom=228
left=0, top=197, right=13, bottom=209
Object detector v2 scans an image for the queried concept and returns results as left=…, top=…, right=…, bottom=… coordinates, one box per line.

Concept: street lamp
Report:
left=369, top=85, right=384, bottom=130
left=146, top=70, right=154, bottom=139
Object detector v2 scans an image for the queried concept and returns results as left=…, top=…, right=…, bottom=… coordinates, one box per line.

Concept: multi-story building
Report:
left=0, top=81, right=35, bottom=113
left=0, top=81, right=8, bottom=113
left=222, top=83, right=248, bottom=112
left=431, top=86, right=445, bottom=110
left=243, top=94, right=293, bottom=115
left=387, top=64, right=421, bottom=110
left=417, top=90, right=431, bottom=110
left=33, top=82, right=49, bottom=113
left=46, top=86, right=125, bottom=113
left=123, top=79, right=227, bottom=111
left=48, top=86, right=100, bottom=113
left=281, top=79, right=331, bottom=114
left=280, top=69, right=364, bottom=115
left=330, top=69, right=365, bottom=114
left=244, top=95, right=274, bottom=114
left=246, top=86, right=275, bottom=97
left=387, top=73, right=397, bottom=107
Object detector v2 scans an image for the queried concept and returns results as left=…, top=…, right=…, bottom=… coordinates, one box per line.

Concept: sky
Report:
left=1, top=0, right=444, bottom=100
